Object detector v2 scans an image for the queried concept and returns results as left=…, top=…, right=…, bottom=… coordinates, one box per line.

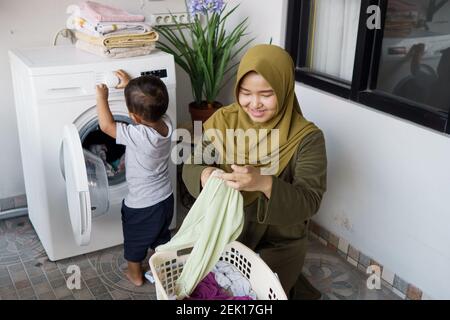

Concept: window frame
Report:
left=285, top=0, right=450, bottom=134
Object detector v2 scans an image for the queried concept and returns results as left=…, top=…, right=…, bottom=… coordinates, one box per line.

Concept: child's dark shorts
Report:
left=121, top=194, right=174, bottom=263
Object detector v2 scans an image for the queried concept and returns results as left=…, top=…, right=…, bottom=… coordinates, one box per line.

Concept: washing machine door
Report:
left=62, top=124, right=109, bottom=246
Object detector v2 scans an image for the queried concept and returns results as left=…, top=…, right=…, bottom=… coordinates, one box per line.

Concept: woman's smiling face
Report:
left=238, top=72, right=278, bottom=123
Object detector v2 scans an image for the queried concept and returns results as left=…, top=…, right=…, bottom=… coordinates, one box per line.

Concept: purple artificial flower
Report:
left=205, top=0, right=225, bottom=13
left=188, top=0, right=207, bottom=15
left=188, top=0, right=225, bottom=15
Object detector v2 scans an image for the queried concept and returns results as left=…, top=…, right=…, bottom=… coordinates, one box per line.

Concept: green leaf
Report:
left=155, top=2, right=253, bottom=104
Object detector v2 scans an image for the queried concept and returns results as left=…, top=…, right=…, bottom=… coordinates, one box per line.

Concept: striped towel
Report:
left=74, top=30, right=159, bottom=49
left=75, top=40, right=156, bottom=59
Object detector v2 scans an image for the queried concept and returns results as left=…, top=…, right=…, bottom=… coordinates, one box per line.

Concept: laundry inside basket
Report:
left=184, top=260, right=257, bottom=300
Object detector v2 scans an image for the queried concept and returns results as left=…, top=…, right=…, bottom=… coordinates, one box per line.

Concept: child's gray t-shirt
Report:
left=116, top=114, right=173, bottom=209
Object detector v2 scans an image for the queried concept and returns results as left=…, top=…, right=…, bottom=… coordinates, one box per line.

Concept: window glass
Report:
left=306, top=0, right=362, bottom=82
left=377, top=0, right=450, bottom=113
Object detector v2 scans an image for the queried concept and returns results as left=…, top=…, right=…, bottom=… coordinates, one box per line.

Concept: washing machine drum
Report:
left=62, top=124, right=110, bottom=246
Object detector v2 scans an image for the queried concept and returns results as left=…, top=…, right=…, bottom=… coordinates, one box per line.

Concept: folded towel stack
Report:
left=66, top=1, right=158, bottom=58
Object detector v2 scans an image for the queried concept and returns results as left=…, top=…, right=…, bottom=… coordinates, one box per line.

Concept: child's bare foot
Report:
left=125, top=270, right=144, bottom=286
left=125, top=261, right=144, bottom=287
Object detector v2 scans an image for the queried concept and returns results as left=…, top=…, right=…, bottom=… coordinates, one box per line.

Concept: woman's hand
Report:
left=220, top=165, right=273, bottom=199
left=115, top=69, right=132, bottom=89
left=201, top=167, right=217, bottom=188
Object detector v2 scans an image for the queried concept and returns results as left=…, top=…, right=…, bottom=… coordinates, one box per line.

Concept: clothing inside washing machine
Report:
left=82, top=125, right=126, bottom=186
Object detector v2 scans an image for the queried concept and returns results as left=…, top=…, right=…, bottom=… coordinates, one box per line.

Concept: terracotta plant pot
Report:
left=189, top=101, right=222, bottom=124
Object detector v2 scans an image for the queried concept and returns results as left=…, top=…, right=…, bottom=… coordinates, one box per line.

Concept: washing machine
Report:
left=9, top=45, right=177, bottom=261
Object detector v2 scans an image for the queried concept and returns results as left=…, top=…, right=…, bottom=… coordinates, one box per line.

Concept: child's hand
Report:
left=96, top=84, right=109, bottom=101
left=115, top=69, right=131, bottom=89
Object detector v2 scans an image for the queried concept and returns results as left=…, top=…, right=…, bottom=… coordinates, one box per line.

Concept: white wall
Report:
left=0, top=0, right=287, bottom=200
left=298, top=83, right=450, bottom=299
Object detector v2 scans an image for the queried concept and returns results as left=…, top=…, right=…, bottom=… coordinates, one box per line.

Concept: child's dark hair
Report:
left=124, top=75, right=169, bottom=122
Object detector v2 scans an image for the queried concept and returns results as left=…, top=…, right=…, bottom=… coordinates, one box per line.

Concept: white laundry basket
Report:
left=149, top=241, right=288, bottom=300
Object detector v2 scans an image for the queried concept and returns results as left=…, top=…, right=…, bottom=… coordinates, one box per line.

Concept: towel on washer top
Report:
left=81, top=1, right=145, bottom=23
left=68, top=16, right=152, bottom=37
left=156, top=170, right=244, bottom=300
left=76, top=40, right=156, bottom=58
left=74, top=30, right=159, bottom=49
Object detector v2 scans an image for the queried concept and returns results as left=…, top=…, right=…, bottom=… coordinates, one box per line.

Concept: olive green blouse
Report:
left=182, top=129, right=327, bottom=295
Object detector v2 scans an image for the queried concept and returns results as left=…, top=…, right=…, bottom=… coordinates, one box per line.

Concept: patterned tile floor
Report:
left=0, top=204, right=399, bottom=300
left=304, top=239, right=399, bottom=300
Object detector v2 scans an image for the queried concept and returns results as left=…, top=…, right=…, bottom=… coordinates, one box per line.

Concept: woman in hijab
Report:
left=182, top=44, right=327, bottom=300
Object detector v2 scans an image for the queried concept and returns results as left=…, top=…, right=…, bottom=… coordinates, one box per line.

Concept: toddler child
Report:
left=96, top=70, right=174, bottom=286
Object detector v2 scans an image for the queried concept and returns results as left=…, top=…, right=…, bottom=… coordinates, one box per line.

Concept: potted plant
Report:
left=154, top=0, right=252, bottom=123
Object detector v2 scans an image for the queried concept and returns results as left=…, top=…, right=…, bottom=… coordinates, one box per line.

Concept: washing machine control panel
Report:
left=140, top=69, right=168, bottom=78
left=95, top=69, right=169, bottom=91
